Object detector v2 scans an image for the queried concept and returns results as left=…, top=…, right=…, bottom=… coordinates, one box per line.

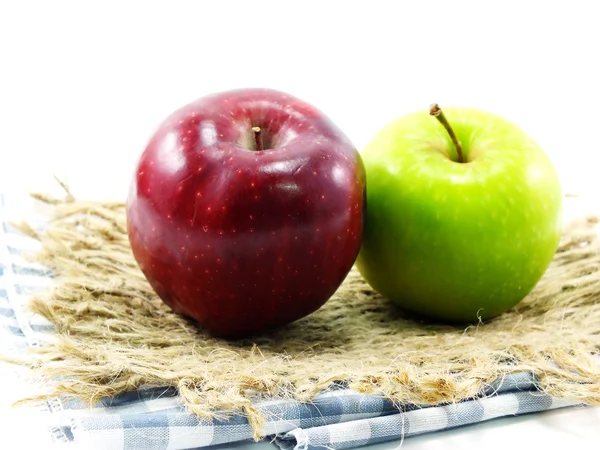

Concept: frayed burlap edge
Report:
left=3, top=190, right=600, bottom=440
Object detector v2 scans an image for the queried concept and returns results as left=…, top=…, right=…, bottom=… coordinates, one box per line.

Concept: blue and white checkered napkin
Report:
left=0, top=192, right=585, bottom=450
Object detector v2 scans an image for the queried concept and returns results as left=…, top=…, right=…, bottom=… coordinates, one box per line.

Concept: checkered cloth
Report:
left=0, top=192, right=586, bottom=450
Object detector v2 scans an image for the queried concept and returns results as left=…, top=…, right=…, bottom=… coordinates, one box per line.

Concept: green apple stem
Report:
left=252, top=126, right=263, bottom=151
left=429, top=104, right=464, bottom=163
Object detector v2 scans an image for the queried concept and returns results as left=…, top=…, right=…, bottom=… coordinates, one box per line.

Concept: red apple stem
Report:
left=252, top=126, right=263, bottom=151
left=429, top=104, right=464, bottom=163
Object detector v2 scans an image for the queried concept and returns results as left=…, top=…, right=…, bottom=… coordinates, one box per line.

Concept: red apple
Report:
left=126, top=88, right=365, bottom=338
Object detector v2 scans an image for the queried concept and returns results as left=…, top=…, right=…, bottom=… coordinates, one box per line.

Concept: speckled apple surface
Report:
left=127, top=89, right=366, bottom=337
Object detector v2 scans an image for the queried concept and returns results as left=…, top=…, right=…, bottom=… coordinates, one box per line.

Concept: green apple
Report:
left=356, top=104, right=562, bottom=323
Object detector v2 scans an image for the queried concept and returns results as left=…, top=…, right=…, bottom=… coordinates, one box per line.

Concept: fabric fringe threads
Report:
left=11, top=193, right=600, bottom=439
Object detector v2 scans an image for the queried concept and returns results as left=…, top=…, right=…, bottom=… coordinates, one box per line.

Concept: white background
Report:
left=1, top=1, right=599, bottom=448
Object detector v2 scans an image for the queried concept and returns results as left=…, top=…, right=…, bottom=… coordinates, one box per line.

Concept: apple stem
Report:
left=429, top=104, right=464, bottom=163
left=252, top=126, right=263, bottom=151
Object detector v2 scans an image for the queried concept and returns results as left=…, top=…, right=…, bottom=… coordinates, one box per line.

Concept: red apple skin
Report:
left=126, top=89, right=365, bottom=338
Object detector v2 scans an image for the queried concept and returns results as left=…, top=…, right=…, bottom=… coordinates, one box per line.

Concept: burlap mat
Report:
left=10, top=192, right=600, bottom=439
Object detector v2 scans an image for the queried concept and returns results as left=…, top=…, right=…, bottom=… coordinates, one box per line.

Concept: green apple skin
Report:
left=356, top=107, right=563, bottom=323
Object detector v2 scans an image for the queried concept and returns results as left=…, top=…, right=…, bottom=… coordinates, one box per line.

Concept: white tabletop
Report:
left=1, top=1, right=600, bottom=448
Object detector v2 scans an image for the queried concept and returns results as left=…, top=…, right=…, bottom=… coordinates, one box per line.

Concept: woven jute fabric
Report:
left=9, top=193, right=600, bottom=439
